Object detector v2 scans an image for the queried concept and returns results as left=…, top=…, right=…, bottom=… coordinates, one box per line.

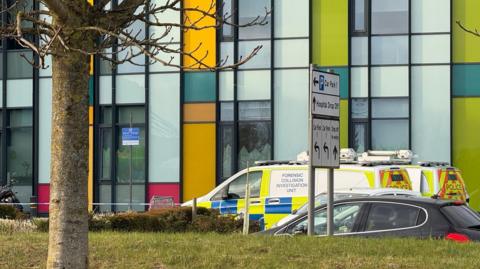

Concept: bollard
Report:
left=192, top=197, right=197, bottom=221
left=30, top=196, right=38, bottom=217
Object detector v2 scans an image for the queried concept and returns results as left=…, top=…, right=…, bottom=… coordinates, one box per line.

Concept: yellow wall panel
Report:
left=340, top=100, right=349, bottom=148
left=453, top=98, right=480, bottom=210
left=313, top=0, right=349, bottom=66
left=184, top=103, right=216, bottom=122
left=183, top=123, right=216, bottom=201
left=183, top=0, right=216, bottom=69
left=453, top=0, right=480, bottom=63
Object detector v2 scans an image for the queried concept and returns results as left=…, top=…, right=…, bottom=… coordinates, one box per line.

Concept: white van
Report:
left=182, top=161, right=413, bottom=229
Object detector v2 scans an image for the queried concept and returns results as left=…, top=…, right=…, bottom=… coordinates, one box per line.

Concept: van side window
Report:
left=227, top=171, right=262, bottom=199
left=365, top=203, right=421, bottom=231
left=211, top=171, right=263, bottom=201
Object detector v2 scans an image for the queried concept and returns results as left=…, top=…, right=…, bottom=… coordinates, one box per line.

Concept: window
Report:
left=352, top=98, right=368, bottom=119
left=372, top=98, right=409, bottom=118
left=116, top=107, right=146, bottom=184
left=354, top=0, right=367, bottom=32
left=371, top=0, right=408, bottom=34
left=227, top=171, right=263, bottom=199
left=238, top=101, right=271, bottom=170
left=239, top=0, right=271, bottom=39
left=238, top=40, right=271, bottom=69
left=372, top=119, right=408, bottom=150
left=211, top=171, right=262, bottom=201
left=287, top=203, right=363, bottom=235
left=220, top=124, right=234, bottom=179
left=351, top=37, right=368, bottom=66
left=365, top=203, right=422, bottom=231
left=97, top=106, right=146, bottom=212
left=371, top=36, right=408, bottom=65
left=352, top=123, right=367, bottom=153
left=7, top=109, right=33, bottom=207
left=221, top=0, right=233, bottom=40
left=274, top=0, right=308, bottom=38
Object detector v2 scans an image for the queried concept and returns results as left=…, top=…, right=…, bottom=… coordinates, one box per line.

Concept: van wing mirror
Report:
left=292, top=224, right=307, bottom=235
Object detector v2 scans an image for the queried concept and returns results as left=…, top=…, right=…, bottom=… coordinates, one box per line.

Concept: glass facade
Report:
left=3, top=0, right=474, bottom=212
left=349, top=0, right=451, bottom=158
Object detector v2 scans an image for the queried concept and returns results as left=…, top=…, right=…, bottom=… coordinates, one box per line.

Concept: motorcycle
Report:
left=0, top=182, right=23, bottom=212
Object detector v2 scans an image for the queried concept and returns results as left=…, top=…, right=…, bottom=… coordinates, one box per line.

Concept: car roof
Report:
left=318, top=196, right=460, bottom=208
left=323, top=188, right=419, bottom=195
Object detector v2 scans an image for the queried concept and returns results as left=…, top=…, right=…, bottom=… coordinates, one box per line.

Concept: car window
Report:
left=295, top=193, right=369, bottom=215
left=226, top=171, right=262, bottom=199
left=287, top=203, right=363, bottom=235
left=365, top=203, right=421, bottom=231
left=441, top=205, right=480, bottom=228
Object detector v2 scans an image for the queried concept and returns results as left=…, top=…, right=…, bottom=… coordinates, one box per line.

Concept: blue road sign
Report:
left=122, top=128, right=140, bottom=146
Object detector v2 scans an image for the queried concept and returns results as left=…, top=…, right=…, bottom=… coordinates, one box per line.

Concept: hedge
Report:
left=34, top=207, right=260, bottom=234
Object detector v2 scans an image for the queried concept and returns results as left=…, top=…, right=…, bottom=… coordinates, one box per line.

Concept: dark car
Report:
left=260, top=196, right=480, bottom=242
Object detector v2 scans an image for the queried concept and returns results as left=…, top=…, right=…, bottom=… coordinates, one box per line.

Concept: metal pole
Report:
left=307, top=166, right=315, bottom=236
left=326, top=168, right=334, bottom=236
left=129, top=112, right=133, bottom=211
left=307, top=64, right=315, bottom=236
left=243, top=161, right=250, bottom=235
left=192, top=197, right=197, bottom=221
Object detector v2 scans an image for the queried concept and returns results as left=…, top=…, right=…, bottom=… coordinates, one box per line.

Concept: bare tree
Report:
left=0, top=0, right=269, bottom=268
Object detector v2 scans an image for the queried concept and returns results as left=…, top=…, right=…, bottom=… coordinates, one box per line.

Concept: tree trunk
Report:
left=47, top=51, right=90, bottom=269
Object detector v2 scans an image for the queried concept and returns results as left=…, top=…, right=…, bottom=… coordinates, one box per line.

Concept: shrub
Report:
left=31, top=207, right=260, bottom=234
left=0, top=205, right=17, bottom=219
left=0, top=219, right=36, bottom=234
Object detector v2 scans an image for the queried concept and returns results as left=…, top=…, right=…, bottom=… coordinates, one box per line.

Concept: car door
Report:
left=277, top=202, right=367, bottom=236
left=357, top=202, right=428, bottom=238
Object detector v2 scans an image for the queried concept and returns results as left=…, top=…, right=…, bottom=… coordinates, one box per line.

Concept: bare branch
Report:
left=0, top=0, right=271, bottom=71
left=457, top=20, right=480, bottom=38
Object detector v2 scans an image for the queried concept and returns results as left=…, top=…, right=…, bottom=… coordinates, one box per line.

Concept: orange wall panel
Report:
left=184, top=103, right=216, bottom=122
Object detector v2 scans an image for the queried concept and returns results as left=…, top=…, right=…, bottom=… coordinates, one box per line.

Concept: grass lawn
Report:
left=1, top=232, right=479, bottom=269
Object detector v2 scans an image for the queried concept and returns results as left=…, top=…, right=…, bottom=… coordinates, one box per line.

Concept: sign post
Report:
left=308, top=66, right=340, bottom=236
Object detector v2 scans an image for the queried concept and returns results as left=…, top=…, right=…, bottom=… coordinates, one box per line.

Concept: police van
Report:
left=357, top=150, right=469, bottom=203
left=182, top=152, right=414, bottom=229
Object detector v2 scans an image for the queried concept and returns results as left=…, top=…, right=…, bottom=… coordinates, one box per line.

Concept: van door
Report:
left=210, top=170, right=264, bottom=219
left=264, top=169, right=308, bottom=228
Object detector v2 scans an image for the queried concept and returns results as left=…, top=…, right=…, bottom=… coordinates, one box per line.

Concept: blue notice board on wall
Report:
left=122, top=128, right=140, bottom=146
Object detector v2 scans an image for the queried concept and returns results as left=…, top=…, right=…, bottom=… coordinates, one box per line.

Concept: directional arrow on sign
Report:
left=312, top=96, right=316, bottom=111
left=323, top=142, right=329, bottom=160
left=333, top=146, right=338, bottom=160
left=314, top=142, right=320, bottom=158
left=313, top=77, right=319, bottom=87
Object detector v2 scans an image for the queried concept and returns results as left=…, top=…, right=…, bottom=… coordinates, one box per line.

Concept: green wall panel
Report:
left=340, top=100, right=349, bottom=149
left=184, top=72, right=216, bottom=102
left=321, top=67, right=349, bottom=99
left=312, top=0, right=348, bottom=66
left=453, top=0, right=480, bottom=63
left=453, top=98, right=480, bottom=210
left=453, top=64, right=480, bottom=97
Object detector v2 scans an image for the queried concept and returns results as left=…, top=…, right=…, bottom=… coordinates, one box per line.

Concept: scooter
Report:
left=0, top=182, right=23, bottom=212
